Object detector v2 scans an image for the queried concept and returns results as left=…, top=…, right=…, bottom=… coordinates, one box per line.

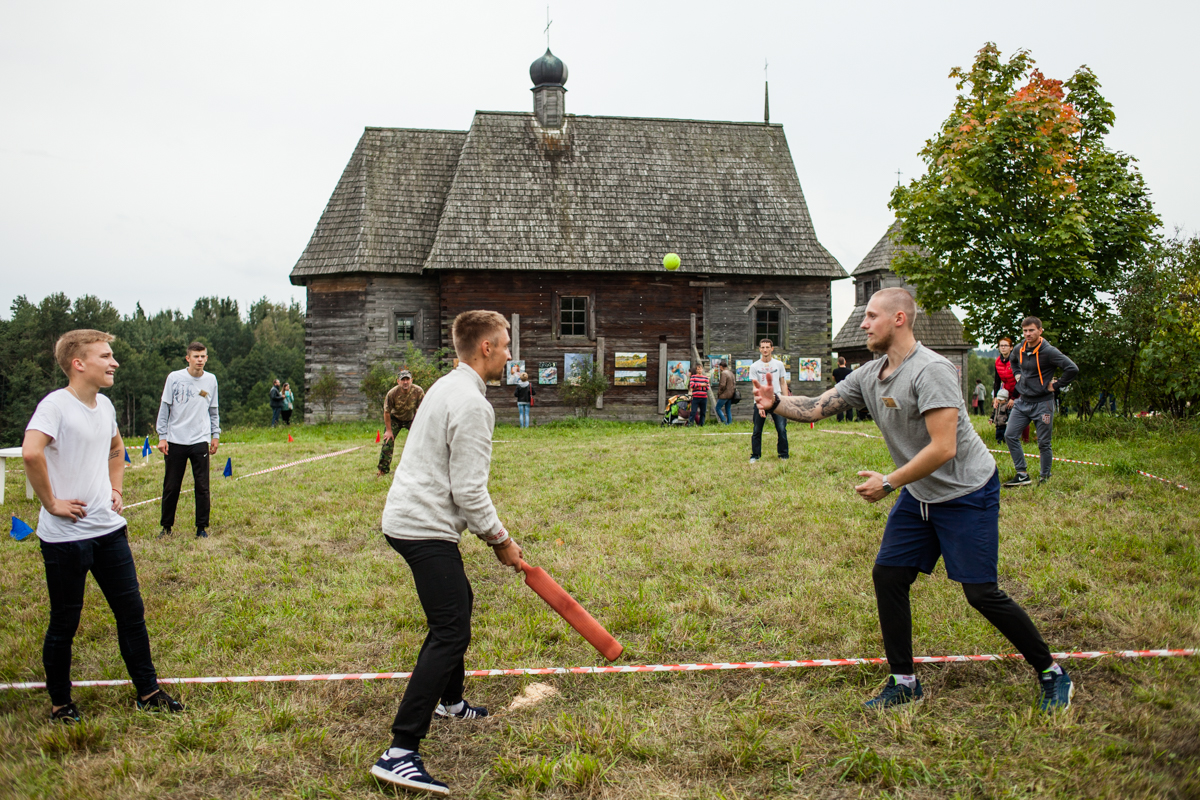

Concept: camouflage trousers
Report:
left=377, top=417, right=413, bottom=474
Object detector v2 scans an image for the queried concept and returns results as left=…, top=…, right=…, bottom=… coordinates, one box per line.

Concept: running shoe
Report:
left=50, top=702, right=82, bottom=725
left=864, top=676, right=924, bottom=710
left=1003, top=473, right=1033, bottom=487
left=1038, top=669, right=1074, bottom=712
left=157, top=527, right=172, bottom=539
left=1037, top=476, right=1051, bottom=486
left=749, top=457, right=759, bottom=464
left=370, top=750, right=449, bottom=795
left=435, top=699, right=488, bottom=719
left=135, top=690, right=184, bottom=713
left=195, top=529, right=209, bottom=538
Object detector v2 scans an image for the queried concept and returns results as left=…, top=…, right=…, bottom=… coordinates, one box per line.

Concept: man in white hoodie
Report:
left=369, top=310, right=523, bottom=796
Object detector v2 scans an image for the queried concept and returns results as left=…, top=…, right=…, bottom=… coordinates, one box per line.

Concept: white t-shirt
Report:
left=748, top=358, right=788, bottom=397
left=26, top=389, right=127, bottom=543
left=159, top=369, right=220, bottom=445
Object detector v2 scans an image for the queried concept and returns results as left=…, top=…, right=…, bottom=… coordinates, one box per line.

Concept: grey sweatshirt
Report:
left=381, top=363, right=508, bottom=546
left=1013, top=339, right=1078, bottom=402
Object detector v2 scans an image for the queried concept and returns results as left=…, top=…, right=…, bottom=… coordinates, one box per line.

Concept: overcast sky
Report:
left=2, top=1, right=1195, bottom=335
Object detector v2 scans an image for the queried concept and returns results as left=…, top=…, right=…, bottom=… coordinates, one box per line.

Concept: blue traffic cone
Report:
left=223, top=457, right=233, bottom=478
left=10, top=516, right=33, bottom=542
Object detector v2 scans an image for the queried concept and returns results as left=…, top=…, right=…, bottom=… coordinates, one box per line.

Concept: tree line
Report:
left=0, top=294, right=305, bottom=446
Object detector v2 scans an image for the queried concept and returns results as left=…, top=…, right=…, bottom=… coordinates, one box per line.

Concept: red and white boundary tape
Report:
left=0, top=649, right=1193, bottom=691
left=123, top=447, right=363, bottom=509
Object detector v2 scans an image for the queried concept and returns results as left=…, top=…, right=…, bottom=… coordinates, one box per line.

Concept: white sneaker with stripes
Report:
left=369, top=749, right=449, bottom=795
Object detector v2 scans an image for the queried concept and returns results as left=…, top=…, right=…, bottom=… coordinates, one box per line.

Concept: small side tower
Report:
left=530, top=49, right=568, bottom=128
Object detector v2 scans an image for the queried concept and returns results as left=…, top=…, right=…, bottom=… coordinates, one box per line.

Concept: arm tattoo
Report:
left=109, top=448, right=122, bottom=460
left=773, top=389, right=852, bottom=422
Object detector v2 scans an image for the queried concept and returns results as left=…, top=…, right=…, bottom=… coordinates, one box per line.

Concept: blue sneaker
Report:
left=1038, top=668, right=1074, bottom=712
left=864, top=676, right=924, bottom=710
left=370, top=749, right=449, bottom=795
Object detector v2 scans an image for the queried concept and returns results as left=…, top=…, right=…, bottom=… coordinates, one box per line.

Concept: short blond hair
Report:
left=55, top=330, right=115, bottom=376
left=872, top=288, right=918, bottom=328
left=452, top=310, right=509, bottom=358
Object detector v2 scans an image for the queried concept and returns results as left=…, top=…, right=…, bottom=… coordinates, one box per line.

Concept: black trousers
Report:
left=872, top=564, right=1053, bottom=675
left=161, top=441, right=211, bottom=530
left=40, top=527, right=160, bottom=705
left=387, top=538, right=473, bottom=751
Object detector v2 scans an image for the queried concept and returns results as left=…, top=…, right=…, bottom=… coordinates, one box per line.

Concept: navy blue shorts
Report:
left=876, top=470, right=1000, bottom=584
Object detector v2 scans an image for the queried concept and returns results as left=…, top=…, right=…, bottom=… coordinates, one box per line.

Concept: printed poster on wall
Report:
left=666, top=360, right=690, bottom=391
left=614, top=352, right=647, bottom=369
left=735, top=359, right=753, bottom=382
left=538, top=362, right=558, bottom=385
left=614, top=371, right=647, bottom=386
left=707, top=354, right=731, bottom=382
left=778, top=354, right=792, bottom=382
left=797, top=357, right=821, bottom=382
left=505, top=360, right=526, bottom=385
left=564, top=353, right=594, bottom=385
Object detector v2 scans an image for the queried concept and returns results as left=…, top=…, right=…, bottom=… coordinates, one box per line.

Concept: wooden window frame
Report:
left=750, top=306, right=786, bottom=350
left=553, top=292, right=595, bottom=341
left=392, top=309, right=423, bottom=345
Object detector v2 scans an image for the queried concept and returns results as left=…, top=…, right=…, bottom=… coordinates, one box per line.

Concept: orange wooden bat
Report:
left=519, top=560, right=623, bottom=661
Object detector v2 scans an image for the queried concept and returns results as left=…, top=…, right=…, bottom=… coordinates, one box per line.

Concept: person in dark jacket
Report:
left=514, top=372, right=535, bottom=428
left=714, top=361, right=736, bottom=424
left=1002, top=318, right=1079, bottom=487
left=269, top=379, right=284, bottom=427
left=832, top=357, right=853, bottom=421
left=993, top=336, right=1028, bottom=443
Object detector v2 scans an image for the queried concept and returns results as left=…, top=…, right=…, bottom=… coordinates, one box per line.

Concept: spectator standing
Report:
left=269, top=379, right=284, bottom=427
left=514, top=372, right=535, bottom=428
left=23, top=330, right=185, bottom=722
left=748, top=339, right=789, bottom=462
left=156, top=342, right=220, bottom=539
left=715, top=360, right=735, bottom=425
left=688, top=364, right=710, bottom=427
left=993, top=336, right=1029, bottom=443
left=832, top=357, right=853, bottom=421
left=377, top=370, right=425, bottom=477
left=972, top=379, right=988, bottom=416
left=369, top=311, right=523, bottom=794
left=281, top=383, right=295, bottom=426
left=991, top=388, right=1010, bottom=443
left=1002, top=317, right=1079, bottom=487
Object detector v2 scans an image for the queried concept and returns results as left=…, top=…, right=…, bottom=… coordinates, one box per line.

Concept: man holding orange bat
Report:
left=752, top=288, right=1074, bottom=715
left=370, top=310, right=523, bottom=795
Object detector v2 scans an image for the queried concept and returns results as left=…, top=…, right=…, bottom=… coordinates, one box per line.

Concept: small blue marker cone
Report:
left=223, top=457, right=232, bottom=478
left=10, top=516, right=33, bottom=542
left=124, top=448, right=131, bottom=463
left=141, top=436, right=152, bottom=457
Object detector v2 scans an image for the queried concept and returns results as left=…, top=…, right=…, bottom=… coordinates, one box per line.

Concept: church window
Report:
left=857, top=278, right=881, bottom=306
left=560, top=297, right=588, bottom=337
left=755, top=307, right=782, bottom=347
left=395, top=315, right=415, bottom=342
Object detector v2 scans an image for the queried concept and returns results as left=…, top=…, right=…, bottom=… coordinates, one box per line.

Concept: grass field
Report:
left=1, top=414, right=1198, bottom=799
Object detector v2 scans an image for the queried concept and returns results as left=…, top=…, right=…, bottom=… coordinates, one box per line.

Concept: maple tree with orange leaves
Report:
left=889, top=43, right=1159, bottom=348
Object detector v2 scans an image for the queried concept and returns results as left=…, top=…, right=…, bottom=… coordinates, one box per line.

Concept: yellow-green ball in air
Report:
left=663, top=252, right=681, bottom=271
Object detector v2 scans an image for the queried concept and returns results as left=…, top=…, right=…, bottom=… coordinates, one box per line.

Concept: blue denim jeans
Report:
left=751, top=409, right=788, bottom=458
left=690, top=397, right=708, bottom=427
left=39, top=527, right=160, bottom=705
left=715, top=398, right=732, bottom=424
left=518, top=402, right=531, bottom=428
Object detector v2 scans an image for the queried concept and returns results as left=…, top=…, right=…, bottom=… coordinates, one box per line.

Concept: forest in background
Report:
left=0, top=294, right=305, bottom=446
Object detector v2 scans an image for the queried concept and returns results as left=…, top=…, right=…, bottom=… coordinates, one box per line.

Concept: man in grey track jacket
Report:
left=1002, top=316, right=1079, bottom=487
left=369, top=310, right=523, bottom=796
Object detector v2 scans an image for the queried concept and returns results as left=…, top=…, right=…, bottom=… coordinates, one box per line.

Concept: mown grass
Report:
left=1, top=415, right=1198, bottom=798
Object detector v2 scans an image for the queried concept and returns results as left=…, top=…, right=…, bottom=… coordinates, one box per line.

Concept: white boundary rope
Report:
left=123, top=447, right=363, bottom=509
left=0, top=649, right=1193, bottom=691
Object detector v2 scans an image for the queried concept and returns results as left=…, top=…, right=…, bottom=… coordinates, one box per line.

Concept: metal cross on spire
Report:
left=544, top=5, right=552, bottom=48
left=764, top=58, right=769, bottom=81
left=896, top=168, right=903, bottom=186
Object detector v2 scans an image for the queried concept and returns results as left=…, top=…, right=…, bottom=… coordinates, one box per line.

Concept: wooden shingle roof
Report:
left=291, top=112, right=846, bottom=283
left=290, top=128, right=466, bottom=283
left=852, top=221, right=907, bottom=277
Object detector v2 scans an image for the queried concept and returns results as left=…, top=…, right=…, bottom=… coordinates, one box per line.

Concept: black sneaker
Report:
left=1037, top=476, right=1051, bottom=486
left=157, top=527, right=172, bottom=539
left=1038, top=668, right=1074, bottom=712
left=1003, top=473, right=1033, bottom=487
left=434, top=699, right=488, bottom=719
left=195, top=529, right=208, bottom=538
left=50, top=702, right=82, bottom=725
left=370, top=749, right=449, bottom=795
left=135, top=689, right=184, bottom=713
left=864, top=676, right=924, bottom=710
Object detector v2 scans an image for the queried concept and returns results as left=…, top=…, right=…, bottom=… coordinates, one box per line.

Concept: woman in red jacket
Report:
left=993, top=337, right=1029, bottom=443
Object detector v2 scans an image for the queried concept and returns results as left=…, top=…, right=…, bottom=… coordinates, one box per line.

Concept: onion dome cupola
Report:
left=530, top=49, right=568, bottom=128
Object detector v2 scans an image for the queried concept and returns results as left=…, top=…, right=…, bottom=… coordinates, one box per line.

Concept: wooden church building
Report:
left=290, top=49, right=847, bottom=421
left=833, top=223, right=971, bottom=395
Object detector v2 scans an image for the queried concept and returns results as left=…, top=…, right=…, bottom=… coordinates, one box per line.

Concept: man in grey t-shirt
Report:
left=751, top=288, right=1073, bottom=713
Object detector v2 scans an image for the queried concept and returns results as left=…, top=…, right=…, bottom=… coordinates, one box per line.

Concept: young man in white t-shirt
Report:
left=156, top=342, right=220, bottom=538
left=747, top=339, right=790, bottom=463
left=23, top=329, right=184, bottom=724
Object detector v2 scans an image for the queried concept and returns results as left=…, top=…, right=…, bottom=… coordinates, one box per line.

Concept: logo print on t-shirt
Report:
left=171, top=382, right=198, bottom=405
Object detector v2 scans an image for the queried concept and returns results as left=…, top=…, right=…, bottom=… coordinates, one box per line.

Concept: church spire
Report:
left=530, top=49, right=568, bottom=128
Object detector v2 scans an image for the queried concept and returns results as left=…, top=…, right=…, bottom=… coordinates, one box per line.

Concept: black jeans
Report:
left=387, top=538, right=474, bottom=751
left=872, top=564, right=1053, bottom=675
left=40, top=527, right=160, bottom=705
left=751, top=409, right=788, bottom=458
left=690, top=397, right=708, bottom=427
left=161, top=441, right=211, bottom=530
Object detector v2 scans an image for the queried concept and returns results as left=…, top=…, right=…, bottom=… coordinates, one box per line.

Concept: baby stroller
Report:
left=661, top=394, right=693, bottom=426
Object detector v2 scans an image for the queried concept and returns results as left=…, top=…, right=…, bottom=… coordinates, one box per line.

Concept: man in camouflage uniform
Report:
left=377, top=370, right=425, bottom=477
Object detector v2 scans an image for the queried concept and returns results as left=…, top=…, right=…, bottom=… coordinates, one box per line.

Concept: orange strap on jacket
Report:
left=1020, top=339, right=1044, bottom=387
